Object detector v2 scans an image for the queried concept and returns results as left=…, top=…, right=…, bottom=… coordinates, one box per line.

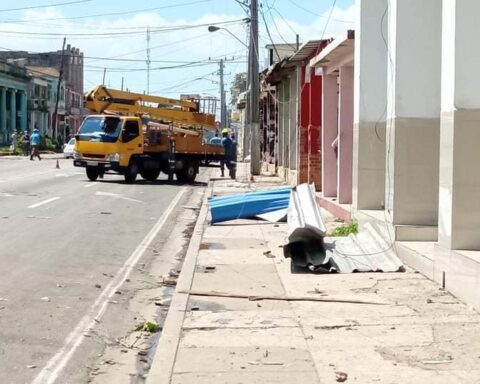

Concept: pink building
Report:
left=310, top=31, right=355, bottom=220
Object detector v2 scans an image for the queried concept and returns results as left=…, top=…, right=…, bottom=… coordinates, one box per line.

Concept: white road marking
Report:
left=55, top=173, right=69, bottom=177
left=95, top=191, right=145, bottom=203
left=0, top=193, right=13, bottom=197
left=32, top=187, right=187, bottom=384
left=84, top=182, right=98, bottom=188
left=28, top=197, right=60, bottom=209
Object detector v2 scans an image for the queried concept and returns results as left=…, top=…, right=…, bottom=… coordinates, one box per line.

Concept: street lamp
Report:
left=208, top=25, right=248, bottom=48
left=208, top=18, right=251, bottom=164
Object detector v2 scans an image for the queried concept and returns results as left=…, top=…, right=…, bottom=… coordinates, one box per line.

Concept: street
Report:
left=0, top=156, right=204, bottom=383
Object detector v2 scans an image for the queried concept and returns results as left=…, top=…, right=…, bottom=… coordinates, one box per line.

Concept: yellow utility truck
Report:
left=73, top=86, right=227, bottom=183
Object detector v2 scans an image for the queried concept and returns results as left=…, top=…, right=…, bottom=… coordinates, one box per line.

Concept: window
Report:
left=122, top=120, right=140, bottom=143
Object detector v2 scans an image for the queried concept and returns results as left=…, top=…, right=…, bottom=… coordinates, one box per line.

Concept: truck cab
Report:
left=74, top=115, right=144, bottom=182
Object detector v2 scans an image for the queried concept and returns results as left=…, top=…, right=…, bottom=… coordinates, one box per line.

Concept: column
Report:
left=385, top=0, right=442, bottom=225
left=338, top=66, right=354, bottom=204
left=352, top=0, right=387, bottom=210
left=0, top=87, right=6, bottom=132
left=9, top=89, right=16, bottom=133
left=321, top=74, right=338, bottom=197
left=43, top=113, right=48, bottom=135
left=278, top=82, right=284, bottom=167
left=283, top=78, right=290, bottom=169
left=438, top=0, right=480, bottom=250
left=288, top=70, right=298, bottom=171
left=20, top=91, right=27, bottom=132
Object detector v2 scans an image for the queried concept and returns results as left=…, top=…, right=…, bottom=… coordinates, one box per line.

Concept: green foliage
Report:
left=329, top=220, right=359, bottom=237
left=41, top=136, right=60, bottom=152
left=135, top=321, right=160, bottom=333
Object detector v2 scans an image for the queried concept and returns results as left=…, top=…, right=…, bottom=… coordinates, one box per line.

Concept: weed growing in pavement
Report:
left=329, top=220, right=358, bottom=237
left=135, top=321, right=160, bottom=333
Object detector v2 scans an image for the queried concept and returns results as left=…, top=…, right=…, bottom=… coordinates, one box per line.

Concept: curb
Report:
left=146, top=180, right=213, bottom=384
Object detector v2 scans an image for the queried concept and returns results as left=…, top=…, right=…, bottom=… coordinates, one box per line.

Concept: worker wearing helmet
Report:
left=220, top=128, right=233, bottom=177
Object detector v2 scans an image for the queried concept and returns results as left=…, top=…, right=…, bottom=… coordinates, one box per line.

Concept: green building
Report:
left=0, top=61, right=29, bottom=146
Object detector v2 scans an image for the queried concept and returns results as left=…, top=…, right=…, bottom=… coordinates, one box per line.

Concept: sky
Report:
left=0, top=0, right=355, bottom=104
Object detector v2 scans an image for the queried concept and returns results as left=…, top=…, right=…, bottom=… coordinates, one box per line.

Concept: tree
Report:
left=230, top=72, right=247, bottom=106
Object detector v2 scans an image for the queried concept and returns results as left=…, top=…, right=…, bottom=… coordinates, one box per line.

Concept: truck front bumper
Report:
left=73, top=160, right=120, bottom=171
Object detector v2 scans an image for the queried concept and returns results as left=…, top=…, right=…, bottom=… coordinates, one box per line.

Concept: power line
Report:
left=285, top=0, right=354, bottom=24
left=0, top=0, right=211, bottom=22
left=259, top=5, right=280, bottom=60
left=263, top=2, right=297, bottom=49
left=83, top=60, right=247, bottom=73
left=0, top=18, right=250, bottom=39
left=0, top=0, right=92, bottom=13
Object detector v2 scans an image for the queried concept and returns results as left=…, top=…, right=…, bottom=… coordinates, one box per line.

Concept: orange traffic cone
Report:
left=56, top=159, right=60, bottom=169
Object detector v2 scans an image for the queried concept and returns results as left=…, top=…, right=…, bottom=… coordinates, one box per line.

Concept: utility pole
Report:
left=53, top=37, right=66, bottom=141
left=146, top=26, right=151, bottom=94
left=121, top=76, right=124, bottom=91
left=219, top=58, right=226, bottom=128
left=102, top=67, right=106, bottom=85
left=249, top=0, right=261, bottom=175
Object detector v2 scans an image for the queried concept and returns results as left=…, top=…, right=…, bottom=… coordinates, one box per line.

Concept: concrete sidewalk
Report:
left=148, top=163, right=480, bottom=384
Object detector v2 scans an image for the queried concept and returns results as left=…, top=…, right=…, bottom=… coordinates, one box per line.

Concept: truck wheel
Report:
left=86, top=167, right=99, bottom=181
left=176, top=161, right=197, bottom=183
left=140, top=167, right=160, bottom=182
left=124, top=161, right=138, bottom=184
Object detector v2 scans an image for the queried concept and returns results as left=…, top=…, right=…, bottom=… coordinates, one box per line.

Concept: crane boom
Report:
left=84, top=85, right=216, bottom=129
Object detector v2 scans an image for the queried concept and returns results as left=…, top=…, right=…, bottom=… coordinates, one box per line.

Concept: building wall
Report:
left=0, top=62, right=29, bottom=145
left=299, top=64, right=323, bottom=190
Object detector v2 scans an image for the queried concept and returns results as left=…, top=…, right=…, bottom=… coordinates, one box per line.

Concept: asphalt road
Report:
left=0, top=155, right=202, bottom=383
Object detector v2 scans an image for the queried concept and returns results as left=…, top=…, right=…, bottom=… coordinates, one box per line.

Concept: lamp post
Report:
left=208, top=26, right=248, bottom=48
left=208, top=20, right=255, bottom=165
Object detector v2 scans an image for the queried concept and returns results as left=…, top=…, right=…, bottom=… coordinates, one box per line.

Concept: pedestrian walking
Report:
left=10, top=131, right=17, bottom=155
left=30, top=128, right=41, bottom=161
left=22, top=130, right=30, bottom=156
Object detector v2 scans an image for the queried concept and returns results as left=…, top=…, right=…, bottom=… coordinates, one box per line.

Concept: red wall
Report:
left=298, top=49, right=325, bottom=191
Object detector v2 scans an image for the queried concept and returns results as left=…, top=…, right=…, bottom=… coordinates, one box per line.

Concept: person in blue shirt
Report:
left=220, top=128, right=233, bottom=177
left=30, top=128, right=41, bottom=161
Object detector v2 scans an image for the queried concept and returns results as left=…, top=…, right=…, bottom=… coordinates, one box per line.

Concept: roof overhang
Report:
left=310, top=30, right=355, bottom=75
left=287, top=40, right=323, bottom=65
left=264, top=58, right=297, bottom=85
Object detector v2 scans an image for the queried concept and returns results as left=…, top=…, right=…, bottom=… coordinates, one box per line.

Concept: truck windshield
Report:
left=77, top=116, right=122, bottom=143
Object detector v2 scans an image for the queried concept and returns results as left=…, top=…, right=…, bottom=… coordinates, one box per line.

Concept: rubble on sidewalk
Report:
left=283, top=184, right=404, bottom=273
left=208, top=187, right=291, bottom=224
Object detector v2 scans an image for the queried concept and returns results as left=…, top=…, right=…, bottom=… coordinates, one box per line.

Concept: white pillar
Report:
left=338, top=66, right=354, bottom=204
left=385, top=0, right=442, bottom=225
left=353, top=0, right=387, bottom=210
left=322, top=74, right=338, bottom=197
left=438, top=0, right=480, bottom=250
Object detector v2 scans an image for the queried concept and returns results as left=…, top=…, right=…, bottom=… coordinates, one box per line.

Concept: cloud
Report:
left=0, top=3, right=356, bottom=98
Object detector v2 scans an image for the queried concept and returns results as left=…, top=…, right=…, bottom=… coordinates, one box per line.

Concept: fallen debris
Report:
left=283, top=184, right=404, bottom=273
left=335, top=371, right=348, bottom=382
left=179, top=290, right=386, bottom=305
left=208, top=187, right=291, bottom=224
left=160, top=278, right=177, bottom=287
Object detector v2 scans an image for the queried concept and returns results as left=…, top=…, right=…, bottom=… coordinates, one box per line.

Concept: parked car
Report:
left=63, top=138, right=76, bottom=158
left=209, top=136, right=222, bottom=146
